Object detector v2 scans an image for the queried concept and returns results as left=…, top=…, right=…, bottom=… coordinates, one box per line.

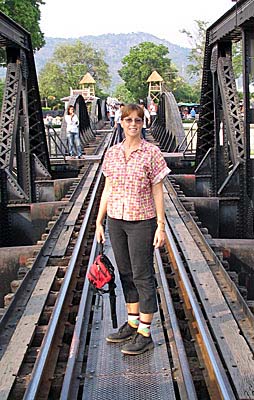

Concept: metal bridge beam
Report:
left=0, top=12, right=51, bottom=204
left=0, top=10, right=30, bottom=50
left=208, top=0, right=254, bottom=45
left=195, top=0, right=254, bottom=238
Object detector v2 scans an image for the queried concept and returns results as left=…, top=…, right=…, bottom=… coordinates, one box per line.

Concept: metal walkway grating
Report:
left=82, top=241, right=176, bottom=400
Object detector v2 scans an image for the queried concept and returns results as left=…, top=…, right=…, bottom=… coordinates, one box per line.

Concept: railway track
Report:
left=0, top=132, right=253, bottom=399
left=162, top=177, right=254, bottom=399
left=0, top=128, right=112, bottom=398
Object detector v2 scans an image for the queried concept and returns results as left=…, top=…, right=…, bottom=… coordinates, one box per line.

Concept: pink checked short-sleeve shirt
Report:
left=102, top=139, right=170, bottom=221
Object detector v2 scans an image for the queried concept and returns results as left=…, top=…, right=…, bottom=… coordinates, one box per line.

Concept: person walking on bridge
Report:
left=65, top=105, right=83, bottom=159
left=148, top=100, right=158, bottom=125
left=139, top=101, right=151, bottom=139
left=96, top=103, right=170, bottom=355
left=114, top=103, right=125, bottom=142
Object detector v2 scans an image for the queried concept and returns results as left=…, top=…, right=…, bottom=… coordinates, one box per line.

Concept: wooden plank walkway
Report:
left=165, top=193, right=254, bottom=399
left=0, top=267, right=58, bottom=399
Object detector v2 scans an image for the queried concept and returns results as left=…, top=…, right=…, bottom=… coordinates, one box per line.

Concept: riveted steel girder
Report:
left=217, top=57, right=245, bottom=165
left=151, top=91, right=185, bottom=152
left=195, top=0, right=254, bottom=238
left=0, top=12, right=51, bottom=204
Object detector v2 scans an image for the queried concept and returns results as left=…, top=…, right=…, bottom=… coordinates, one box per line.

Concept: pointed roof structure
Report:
left=78, top=72, right=96, bottom=99
left=147, top=71, right=164, bottom=102
left=146, top=70, right=163, bottom=83
left=79, top=72, right=96, bottom=85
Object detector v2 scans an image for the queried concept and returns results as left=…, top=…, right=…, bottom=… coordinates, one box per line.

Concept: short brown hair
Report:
left=67, top=105, right=74, bottom=115
left=121, top=104, right=144, bottom=120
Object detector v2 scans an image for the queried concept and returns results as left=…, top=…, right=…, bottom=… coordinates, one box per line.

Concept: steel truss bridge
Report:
left=152, top=0, right=254, bottom=239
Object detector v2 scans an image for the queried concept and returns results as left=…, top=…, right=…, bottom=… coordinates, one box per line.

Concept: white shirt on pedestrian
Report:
left=65, top=114, right=79, bottom=133
left=114, top=109, right=122, bottom=124
left=143, top=108, right=150, bottom=128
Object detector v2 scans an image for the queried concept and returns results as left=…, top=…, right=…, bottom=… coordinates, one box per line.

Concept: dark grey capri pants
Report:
left=108, top=216, right=158, bottom=314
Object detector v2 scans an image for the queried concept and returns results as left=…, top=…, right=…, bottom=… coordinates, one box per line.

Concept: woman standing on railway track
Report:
left=65, top=105, right=83, bottom=159
left=96, top=103, right=170, bottom=355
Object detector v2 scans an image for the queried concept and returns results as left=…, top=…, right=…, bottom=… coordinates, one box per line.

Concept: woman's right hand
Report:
left=96, top=223, right=105, bottom=244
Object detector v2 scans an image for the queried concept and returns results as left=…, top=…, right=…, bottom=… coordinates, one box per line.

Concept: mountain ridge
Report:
left=35, top=32, right=191, bottom=91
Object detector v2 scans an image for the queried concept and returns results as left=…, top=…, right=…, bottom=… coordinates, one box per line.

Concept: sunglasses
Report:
left=123, top=117, right=143, bottom=124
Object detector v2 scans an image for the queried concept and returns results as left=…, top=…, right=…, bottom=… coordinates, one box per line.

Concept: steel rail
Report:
left=0, top=161, right=93, bottom=338
left=61, top=211, right=195, bottom=400
left=59, top=237, right=97, bottom=399
left=23, top=129, right=114, bottom=399
left=166, top=178, right=254, bottom=332
left=60, top=131, right=117, bottom=399
left=60, top=172, right=104, bottom=399
left=164, top=223, right=236, bottom=400
left=23, top=167, right=103, bottom=400
left=154, top=248, right=198, bottom=400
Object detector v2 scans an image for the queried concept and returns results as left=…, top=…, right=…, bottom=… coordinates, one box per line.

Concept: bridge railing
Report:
left=45, top=125, right=68, bottom=160
left=178, top=119, right=197, bottom=156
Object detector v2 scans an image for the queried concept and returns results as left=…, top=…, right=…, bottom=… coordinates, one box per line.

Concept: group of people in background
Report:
left=44, top=114, right=62, bottom=127
left=180, top=106, right=197, bottom=120
left=45, top=99, right=159, bottom=159
left=44, top=107, right=84, bottom=159
left=107, top=99, right=158, bottom=142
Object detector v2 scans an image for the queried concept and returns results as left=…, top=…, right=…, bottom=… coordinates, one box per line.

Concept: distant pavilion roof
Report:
left=147, top=71, right=163, bottom=82
left=79, top=72, right=96, bottom=84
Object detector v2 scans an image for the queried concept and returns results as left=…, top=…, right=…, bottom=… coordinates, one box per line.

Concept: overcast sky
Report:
left=40, top=0, right=235, bottom=48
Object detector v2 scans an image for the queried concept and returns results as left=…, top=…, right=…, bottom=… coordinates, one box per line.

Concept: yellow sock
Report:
left=128, top=313, right=139, bottom=328
left=137, top=320, right=151, bottom=337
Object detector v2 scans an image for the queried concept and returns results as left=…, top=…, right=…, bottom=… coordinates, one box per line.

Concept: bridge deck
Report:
left=82, top=240, right=176, bottom=400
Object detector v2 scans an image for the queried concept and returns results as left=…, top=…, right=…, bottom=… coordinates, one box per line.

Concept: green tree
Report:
left=174, top=80, right=200, bottom=103
left=0, top=0, right=45, bottom=51
left=119, top=42, right=178, bottom=101
left=113, top=83, right=135, bottom=104
left=181, top=19, right=243, bottom=84
left=232, top=42, right=242, bottom=79
left=180, top=20, right=209, bottom=86
left=38, top=40, right=110, bottom=104
left=39, top=62, right=65, bottom=106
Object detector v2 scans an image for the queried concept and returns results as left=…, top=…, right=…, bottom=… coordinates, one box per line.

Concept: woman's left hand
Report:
left=153, top=228, right=166, bottom=248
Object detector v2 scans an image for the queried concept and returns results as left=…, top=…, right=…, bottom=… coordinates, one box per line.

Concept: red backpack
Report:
left=88, top=244, right=117, bottom=328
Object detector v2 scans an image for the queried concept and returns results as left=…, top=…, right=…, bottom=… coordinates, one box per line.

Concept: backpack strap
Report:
left=108, top=280, right=117, bottom=328
left=97, top=241, right=118, bottom=328
left=99, top=242, right=104, bottom=255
